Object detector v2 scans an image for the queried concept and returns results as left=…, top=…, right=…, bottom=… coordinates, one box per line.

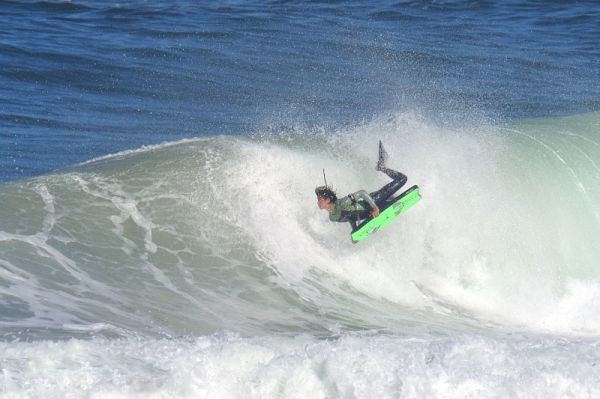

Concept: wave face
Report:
left=2, top=112, right=600, bottom=396
left=4, top=112, right=600, bottom=340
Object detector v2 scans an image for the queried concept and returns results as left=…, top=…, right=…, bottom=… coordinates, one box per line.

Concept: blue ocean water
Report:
left=2, top=1, right=600, bottom=397
left=2, top=0, right=599, bottom=181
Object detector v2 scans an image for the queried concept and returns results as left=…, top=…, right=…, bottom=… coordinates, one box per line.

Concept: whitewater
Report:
left=2, top=111, right=600, bottom=397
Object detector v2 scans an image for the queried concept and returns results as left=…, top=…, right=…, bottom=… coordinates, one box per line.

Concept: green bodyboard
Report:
left=351, top=185, right=421, bottom=242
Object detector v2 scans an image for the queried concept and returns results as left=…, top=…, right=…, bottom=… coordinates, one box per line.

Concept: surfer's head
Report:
left=315, top=185, right=337, bottom=205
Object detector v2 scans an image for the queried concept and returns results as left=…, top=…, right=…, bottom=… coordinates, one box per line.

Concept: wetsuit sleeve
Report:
left=353, top=190, right=378, bottom=210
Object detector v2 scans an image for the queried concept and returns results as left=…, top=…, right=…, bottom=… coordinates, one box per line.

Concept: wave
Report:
left=1, top=111, right=600, bottom=341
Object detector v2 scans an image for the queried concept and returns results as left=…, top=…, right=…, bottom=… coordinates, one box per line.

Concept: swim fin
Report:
left=376, top=140, right=389, bottom=171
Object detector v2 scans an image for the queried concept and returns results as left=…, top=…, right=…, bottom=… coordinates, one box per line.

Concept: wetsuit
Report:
left=329, top=190, right=377, bottom=230
left=329, top=167, right=407, bottom=230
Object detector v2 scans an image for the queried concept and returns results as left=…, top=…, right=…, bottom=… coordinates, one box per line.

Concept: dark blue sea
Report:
left=1, top=1, right=600, bottom=397
left=2, top=0, right=599, bottom=181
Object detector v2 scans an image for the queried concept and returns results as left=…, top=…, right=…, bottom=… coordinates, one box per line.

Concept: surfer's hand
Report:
left=371, top=208, right=380, bottom=218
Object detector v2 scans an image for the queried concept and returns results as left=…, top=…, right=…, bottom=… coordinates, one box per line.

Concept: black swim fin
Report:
left=376, top=140, right=389, bottom=171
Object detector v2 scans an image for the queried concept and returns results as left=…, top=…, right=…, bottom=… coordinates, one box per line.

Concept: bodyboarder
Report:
left=315, top=141, right=408, bottom=234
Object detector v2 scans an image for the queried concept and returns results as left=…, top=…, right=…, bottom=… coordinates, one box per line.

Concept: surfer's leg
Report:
left=370, top=168, right=407, bottom=207
left=372, top=142, right=407, bottom=207
left=380, top=167, right=406, bottom=182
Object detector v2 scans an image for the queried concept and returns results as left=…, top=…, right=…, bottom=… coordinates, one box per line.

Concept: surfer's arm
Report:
left=353, top=190, right=380, bottom=217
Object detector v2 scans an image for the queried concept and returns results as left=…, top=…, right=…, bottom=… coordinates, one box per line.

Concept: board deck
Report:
left=350, top=185, right=421, bottom=242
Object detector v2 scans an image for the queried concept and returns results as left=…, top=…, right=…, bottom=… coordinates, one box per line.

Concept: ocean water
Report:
left=1, top=1, right=600, bottom=397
